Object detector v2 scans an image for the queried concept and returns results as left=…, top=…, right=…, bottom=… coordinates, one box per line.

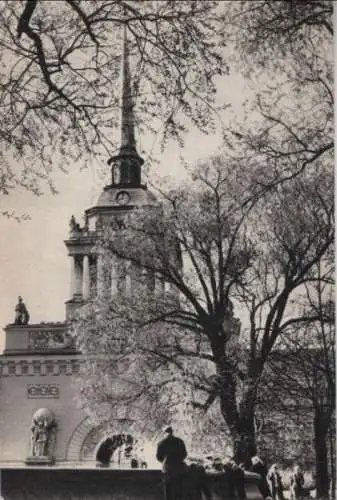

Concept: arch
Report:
left=95, top=433, right=135, bottom=466
left=66, top=417, right=95, bottom=461
left=81, top=422, right=110, bottom=461
left=66, top=417, right=137, bottom=462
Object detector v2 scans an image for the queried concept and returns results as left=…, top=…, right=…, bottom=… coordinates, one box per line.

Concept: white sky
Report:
left=0, top=68, right=250, bottom=351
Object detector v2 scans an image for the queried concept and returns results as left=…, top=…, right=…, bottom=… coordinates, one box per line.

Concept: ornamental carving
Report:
left=0, top=359, right=82, bottom=377
left=81, top=425, right=105, bottom=460
left=28, top=330, right=75, bottom=351
left=27, top=384, right=60, bottom=399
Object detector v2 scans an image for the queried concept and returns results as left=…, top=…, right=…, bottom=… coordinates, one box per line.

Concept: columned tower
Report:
left=64, top=25, right=158, bottom=320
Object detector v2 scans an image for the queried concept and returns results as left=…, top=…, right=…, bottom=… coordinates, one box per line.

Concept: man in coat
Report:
left=156, top=426, right=187, bottom=500
left=251, top=455, right=272, bottom=499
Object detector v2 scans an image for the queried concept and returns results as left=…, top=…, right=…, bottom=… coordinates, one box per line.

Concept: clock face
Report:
left=116, top=191, right=130, bottom=205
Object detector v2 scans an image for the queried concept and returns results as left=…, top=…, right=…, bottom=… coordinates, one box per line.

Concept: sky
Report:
left=0, top=63, right=250, bottom=352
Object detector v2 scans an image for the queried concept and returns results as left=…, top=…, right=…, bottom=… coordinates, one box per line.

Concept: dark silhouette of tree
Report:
left=68, top=0, right=334, bottom=465
left=73, top=156, right=333, bottom=463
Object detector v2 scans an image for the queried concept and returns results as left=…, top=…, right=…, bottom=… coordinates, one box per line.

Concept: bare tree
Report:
left=1, top=1, right=332, bottom=200
left=222, top=0, right=333, bottom=189
left=259, top=262, right=335, bottom=499
left=0, top=0, right=226, bottom=194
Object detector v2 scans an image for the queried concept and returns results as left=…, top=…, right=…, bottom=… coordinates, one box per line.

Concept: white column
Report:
left=118, top=261, right=126, bottom=295
left=111, top=256, right=118, bottom=297
left=97, top=253, right=104, bottom=299
left=74, top=257, right=83, bottom=297
left=70, top=256, right=76, bottom=298
left=125, top=262, right=131, bottom=296
left=82, top=255, right=90, bottom=299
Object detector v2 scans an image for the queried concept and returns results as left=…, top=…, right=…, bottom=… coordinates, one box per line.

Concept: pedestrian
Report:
left=290, top=465, right=305, bottom=500
left=186, top=459, right=212, bottom=500
left=267, top=464, right=284, bottom=500
left=212, top=457, right=224, bottom=472
left=224, top=458, right=246, bottom=500
left=251, top=455, right=272, bottom=499
left=156, top=426, right=187, bottom=500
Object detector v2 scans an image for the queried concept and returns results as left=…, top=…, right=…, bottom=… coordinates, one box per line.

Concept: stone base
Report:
left=25, top=456, right=55, bottom=465
left=1, top=468, right=263, bottom=500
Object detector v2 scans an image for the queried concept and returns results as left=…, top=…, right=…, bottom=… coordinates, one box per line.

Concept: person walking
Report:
left=251, top=455, right=272, bottom=499
left=156, top=426, right=187, bottom=500
left=290, top=465, right=305, bottom=500
left=267, top=464, right=284, bottom=500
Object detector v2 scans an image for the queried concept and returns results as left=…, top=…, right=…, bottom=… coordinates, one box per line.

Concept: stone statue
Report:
left=14, top=296, right=29, bottom=325
left=29, top=408, right=56, bottom=459
left=31, top=419, right=49, bottom=456
left=70, top=215, right=82, bottom=233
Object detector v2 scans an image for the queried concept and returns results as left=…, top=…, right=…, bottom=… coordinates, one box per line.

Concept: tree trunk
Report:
left=218, top=373, right=257, bottom=466
left=329, top=425, right=335, bottom=500
left=232, top=417, right=257, bottom=466
left=314, top=412, right=329, bottom=499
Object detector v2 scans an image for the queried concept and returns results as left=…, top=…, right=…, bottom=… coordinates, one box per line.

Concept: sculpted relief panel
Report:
left=28, top=330, right=75, bottom=351
left=27, top=384, right=60, bottom=399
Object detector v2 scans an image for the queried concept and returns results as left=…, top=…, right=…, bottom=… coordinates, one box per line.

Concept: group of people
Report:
left=251, top=457, right=306, bottom=500
left=156, top=427, right=306, bottom=500
left=156, top=427, right=247, bottom=500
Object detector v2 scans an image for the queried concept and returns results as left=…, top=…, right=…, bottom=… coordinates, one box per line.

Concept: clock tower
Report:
left=64, top=25, right=158, bottom=319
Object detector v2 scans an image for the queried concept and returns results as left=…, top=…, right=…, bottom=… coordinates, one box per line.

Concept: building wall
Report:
left=0, top=353, right=85, bottom=463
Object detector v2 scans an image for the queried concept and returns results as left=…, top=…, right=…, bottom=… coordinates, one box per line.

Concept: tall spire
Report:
left=120, top=23, right=136, bottom=153
left=108, top=23, right=144, bottom=186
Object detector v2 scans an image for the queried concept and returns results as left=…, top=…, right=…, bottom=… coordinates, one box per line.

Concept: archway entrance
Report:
left=96, top=433, right=135, bottom=466
left=66, top=418, right=155, bottom=466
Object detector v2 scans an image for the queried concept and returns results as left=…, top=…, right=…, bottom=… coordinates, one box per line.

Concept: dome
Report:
left=96, top=186, right=157, bottom=208
left=32, top=408, right=54, bottom=425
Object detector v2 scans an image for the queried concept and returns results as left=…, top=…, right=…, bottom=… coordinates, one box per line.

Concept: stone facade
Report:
left=0, top=323, right=85, bottom=465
